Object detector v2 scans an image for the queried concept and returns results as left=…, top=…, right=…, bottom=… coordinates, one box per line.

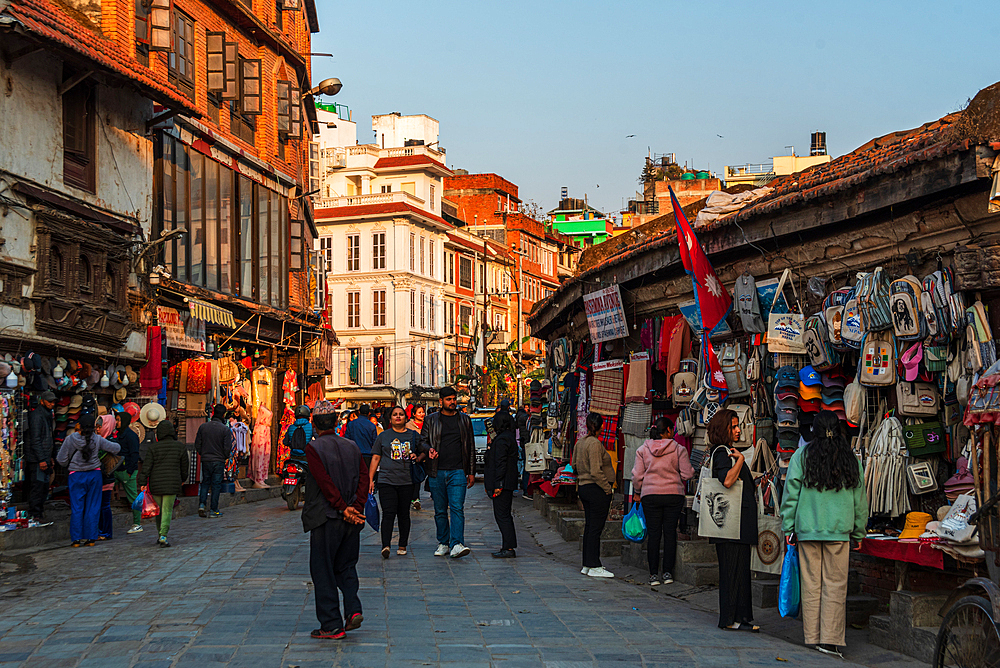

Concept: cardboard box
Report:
left=185, top=393, right=207, bottom=415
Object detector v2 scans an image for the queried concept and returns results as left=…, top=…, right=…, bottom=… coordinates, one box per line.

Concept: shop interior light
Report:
left=5, top=370, right=16, bottom=389
left=100, top=371, right=110, bottom=388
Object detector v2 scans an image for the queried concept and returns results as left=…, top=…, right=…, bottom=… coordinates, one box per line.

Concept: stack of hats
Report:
left=774, top=365, right=800, bottom=455
left=820, top=368, right=848, bottom=420
left=798, top=366, right=823, bottom=419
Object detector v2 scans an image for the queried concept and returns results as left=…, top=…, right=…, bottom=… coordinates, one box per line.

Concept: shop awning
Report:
left=187, top=298, right=235, bottom=328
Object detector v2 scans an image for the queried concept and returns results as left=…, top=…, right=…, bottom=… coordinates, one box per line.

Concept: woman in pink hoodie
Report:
left=631, top=417, right=695, bottom=586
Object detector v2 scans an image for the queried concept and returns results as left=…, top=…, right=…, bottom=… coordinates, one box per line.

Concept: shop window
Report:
left=348, top=347, right=360, bottom=385
left=167, top=10, right=195, bottom=100
left=347, top=291, right=360, bottom=328
left=374, top=346, right=387, bottom=385
left=372, top=289, right=385, bottom=327
left=459, top=256, right=472, bottom=289
left=62, top=77, right=95, bottom=193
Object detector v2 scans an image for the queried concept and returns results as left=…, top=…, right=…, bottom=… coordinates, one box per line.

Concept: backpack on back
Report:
left=719, top=342, right=750, bottom=399
left=290, top=424, right=308, bottom=455
left=859, top=330, right=897, bottom=387
left=804, top=314, right=840, bottom=371
left=889, top=275, right=926, bottom=341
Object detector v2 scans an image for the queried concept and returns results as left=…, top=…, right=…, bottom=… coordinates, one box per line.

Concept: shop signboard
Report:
left=582, top=285, right=629, bottom=342
left=157, top=306, right=206, bottom=352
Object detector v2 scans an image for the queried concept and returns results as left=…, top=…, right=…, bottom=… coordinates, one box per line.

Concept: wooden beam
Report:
left=57, top=69, right=93, bottom=96
left=145, top=108, right=183, bottom=132
left=2, top=45, right=43, bottom=69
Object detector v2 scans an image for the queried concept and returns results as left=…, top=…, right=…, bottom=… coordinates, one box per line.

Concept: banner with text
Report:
left=583, top=285, right=629, bottom=342
left=157, top=306, right=206, bottom=352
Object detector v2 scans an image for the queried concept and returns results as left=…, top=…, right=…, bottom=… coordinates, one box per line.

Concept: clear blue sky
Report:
left=312, top=1, right=996, bottom=218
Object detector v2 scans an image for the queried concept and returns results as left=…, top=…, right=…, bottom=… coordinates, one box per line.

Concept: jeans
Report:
left=98, top=488, right=113, bottom=539
left=199, top=460, right=225, bottom=512
left=25, top=461, right=49, bottom=519
left=153, top=495, right=176, bottom=537
left=578, top=483, right=612, bottom=568
left=641, top=494, right=685, bottom=575
left=114, top=469, right=141, bottom=525
left=310, top=518, right=362, bottom=631
left=378, top=484, right=413, bottom=549
left=429, top=469, right=467, bottom=547
left=68, top=469, right=102, bottom=543
left=492, top=489, right=517, bottom=550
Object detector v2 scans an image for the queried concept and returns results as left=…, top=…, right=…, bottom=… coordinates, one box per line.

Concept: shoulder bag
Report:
left=697, top=446, right=744, bottom=541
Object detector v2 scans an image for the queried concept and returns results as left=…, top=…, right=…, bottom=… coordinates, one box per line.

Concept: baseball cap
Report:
left=776, top=396, right=799, bottom=413
left=775, top=388, right=798, bottom=401
left=799, top=365, right=822, bottom=386
left=821, top=372, right=847, bottom=388
left=40, top=390, right=57, bottom=403
left=775, top=366, right=799, bottom=389
left=798, top=397, right=822, bottom=413
left=777, top=428, right=799, bottom=451
left=799, top=383, right=822, bottom=400
left=777, top=407, right=798, bottom=426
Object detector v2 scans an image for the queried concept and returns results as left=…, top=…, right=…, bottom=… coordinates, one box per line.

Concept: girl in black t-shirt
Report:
left=369, top=407, right=424, bottom=558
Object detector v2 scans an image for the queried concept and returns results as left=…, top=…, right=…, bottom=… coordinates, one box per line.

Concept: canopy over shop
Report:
left=527, top=81, right=1000, bottom=659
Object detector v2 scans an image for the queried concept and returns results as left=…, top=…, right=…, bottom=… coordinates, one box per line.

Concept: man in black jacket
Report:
left=420, top=386, right=475, bottom=559
left=25, top=391, right=56, bottom=521
left=303, top=401, right=368, bottom=640
left=195, top=404, right=233, bottom=518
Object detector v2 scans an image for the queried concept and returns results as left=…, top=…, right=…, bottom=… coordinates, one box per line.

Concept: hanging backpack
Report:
left=720, top=342, right=750, bottom=399
left=924, top=271, right=953, bottom=344
left=844, top=377, right=867, bottom=428
left=859, top=330, right=897, bottom=387
left=841, top=294, right=864, bottom=349
left=889, top=275, right=926, bottom=341
left=729, top=403, right=754, bottom=448
left=824, top=288, right=853, bottom=352
left=896, top=381, right=940, bottom=417
left=672, top=358, right=698, bottom=405
left=856, top=267, right=893, bottom=332
left=946, top=268, right=967, bottom=339
left=804, top=314, right=839, bottom=371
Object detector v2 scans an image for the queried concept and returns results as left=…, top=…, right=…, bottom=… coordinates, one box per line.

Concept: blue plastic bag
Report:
left=364, top=493, right=380, bottom=532
left=778, top=543, right=800, bottom=618
left=621, top=501, right=647, bottom=543
left=132, top=488, right=145, bottom=512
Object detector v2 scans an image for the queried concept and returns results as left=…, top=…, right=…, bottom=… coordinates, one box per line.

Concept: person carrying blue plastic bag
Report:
left=621, top=501, right=646, bottom=542
left=778, top=542, right=800, bottom=618
left=780, top=410, right=868, bottom=660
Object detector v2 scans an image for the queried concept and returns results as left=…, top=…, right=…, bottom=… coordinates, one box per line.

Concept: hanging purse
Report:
left=905, top=460, right=939, bottom=495
left=902, top=420, right=946, bottom=457
left=766, top=270, right=805, bottom=354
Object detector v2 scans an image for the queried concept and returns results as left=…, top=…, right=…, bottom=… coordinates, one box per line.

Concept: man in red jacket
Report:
left=302, top=400, right=369, bottom=640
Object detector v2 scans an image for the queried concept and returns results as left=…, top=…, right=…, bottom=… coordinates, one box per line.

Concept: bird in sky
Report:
left=717, top=134, right=724, bottom=138
left=625, top=134, right=636, bottom=138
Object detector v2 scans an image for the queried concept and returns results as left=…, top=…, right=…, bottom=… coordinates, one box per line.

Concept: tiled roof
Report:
left=4, top=0, right=197, bottom=115
left=314, top=202, right=452, bottom=228
left=374, top=155, right=451, bottom=172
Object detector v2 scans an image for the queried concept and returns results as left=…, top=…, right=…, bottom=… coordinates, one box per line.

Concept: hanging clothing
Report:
left=281, top=369, right=298, bottom=407
left=251, top=406, right=272, bottom=484
left=276, top=406, right=295, bottom=467
left=252, top=367, right=273, bottom=420
left=140, top=326, right=163, bottom=394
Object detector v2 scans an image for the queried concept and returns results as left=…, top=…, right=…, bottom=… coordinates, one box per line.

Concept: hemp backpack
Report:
left=889, top=275, right=927, bottom=342
left=859, top=330, right=897, bottom=387
left=804, top=314, right=840, bottom=371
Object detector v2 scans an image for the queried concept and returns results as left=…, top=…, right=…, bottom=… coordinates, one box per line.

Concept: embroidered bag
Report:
left=766, top=270, right=805, bottom=354
left=903, top=420, right=946, bottom=457
left=841, top=295, right=864, bottom=349
left=804, top=314, right=839, bottom=371
left=856, top=267, right=893, bottom=332
left=889, top=275, right=926, bottom=341
left=896, top=381, right=940, bottom=417
left=824, top=287, right=853, bottom=352
left=859, top=330, right=897, bottom=387
left=671, top=358, right=698, bottom=405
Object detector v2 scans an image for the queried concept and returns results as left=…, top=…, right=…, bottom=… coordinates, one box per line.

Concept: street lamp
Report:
left=308, top=78, right=342, bottom=97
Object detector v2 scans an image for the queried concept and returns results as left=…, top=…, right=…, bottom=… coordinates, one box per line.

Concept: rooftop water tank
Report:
left=696, top=171, right=710, bottom=179
left=681, top=173, right=695, bottom=180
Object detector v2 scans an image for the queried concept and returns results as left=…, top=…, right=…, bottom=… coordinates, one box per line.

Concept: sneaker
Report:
left=84, top=540, right=96, bottom=547
left=397, top=546, right=407, bottom=556
left=198, top=505, right=206, bottom=518
left=587, top=567, right=614, bottom=578
left=450, top=543, right=471, bottom=559
left=27, top=519, right=52, bottom=528
left=411, top=500, right=421, bottom=511
left=344, top=613, right=363, bottom=631
left=209, top=511, right=222, bottom=518
left=649, top=575, right=662, bottom=587
left=71, top=540, right=83, bottom=548
left=127, top=525, right=143, bottom=534
left=581, top=567, right=591, bottom=575
left=434, top=544, right=450, bottom=557
left=381, top=547, right=390, bottom=559
left=661, top=572, right=674, bottom=584
left=491, top=549, right=516, bottom=559
left=311, top=628, right=346, bottom=639
left=816, top=644, right=843, bottom=658
left=157, top=536, right=171, bottom=548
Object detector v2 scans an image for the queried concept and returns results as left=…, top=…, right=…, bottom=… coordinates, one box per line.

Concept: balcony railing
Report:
left=725, top=163, right=774, bottom=177
left=316, top=190, right=427, bottom=209
left=383, top=145, right=446, bottom=160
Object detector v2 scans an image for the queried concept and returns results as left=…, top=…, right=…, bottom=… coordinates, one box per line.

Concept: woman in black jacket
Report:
left=485, top=411, right=519, bottom=558
left=114, top=411, right=143, bottom=534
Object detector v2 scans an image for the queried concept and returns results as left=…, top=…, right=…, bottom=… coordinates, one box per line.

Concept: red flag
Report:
left=702, top=334, right=728, bottom=399
left=670, top=188, right=732, bottom=334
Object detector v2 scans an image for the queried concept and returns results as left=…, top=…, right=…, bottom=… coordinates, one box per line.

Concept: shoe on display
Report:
left=450, top=543, right=471, bottom=558
left=198, top=505, right=207, bottom=518
left=344, top=613, right=363, bottom=631
left=649, top=575, right=662, bottom=587
left=311, top=628, right=345, bottom=639
left=127, top=525, right=143, bottom=534
left=491, top=549, right=516, bottom=559
left=581, top=567, right=591, bottom=575
left=434, top=544, right=450, bottom=557
left=661, top=572, right=674, bottom=584
left=587, top=567, right=614, bottom=578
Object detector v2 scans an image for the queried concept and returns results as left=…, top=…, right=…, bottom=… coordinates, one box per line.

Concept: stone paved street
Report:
left=0, top=488, right=894, bottom=667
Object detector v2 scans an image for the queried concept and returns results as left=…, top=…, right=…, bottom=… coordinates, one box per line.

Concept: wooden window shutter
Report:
left=222, top=42, right=239, bottom=99
left=206, top=32, right=225, bottom=91
left=240, top=58, right=262, bottom=115
left=135, top=0, right=150, bottom=44
left=281, top=0, right=301, bottom=9
left=148, top=0, right=172, bottom=52
left=289, top=80, right=302, bottom=139
left=276, top=80, right=291, bottom=134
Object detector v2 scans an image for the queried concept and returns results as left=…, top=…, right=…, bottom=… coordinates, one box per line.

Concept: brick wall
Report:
left=851, top=553, right=977, bottom=604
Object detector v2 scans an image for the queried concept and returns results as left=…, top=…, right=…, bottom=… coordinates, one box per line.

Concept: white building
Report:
left=313, top=108, right=452, bottom=406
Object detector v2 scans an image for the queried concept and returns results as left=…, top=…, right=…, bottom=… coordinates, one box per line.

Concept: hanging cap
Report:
left=799, top=365, right=822, bottom=386
left=775, top=366, right=799, bottom=389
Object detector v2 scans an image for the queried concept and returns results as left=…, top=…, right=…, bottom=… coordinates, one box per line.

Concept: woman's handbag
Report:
left=100, top=450, right=124, bottom=476
left=697, top=446, right=744, bottom=541
left=622, top=501, right=647, bottom=543
left=751, top=479, right=784, bottom=575
left=410, top=462, right=427, bottom=485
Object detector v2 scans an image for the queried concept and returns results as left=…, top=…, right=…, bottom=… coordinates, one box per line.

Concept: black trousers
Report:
left=378, top=484, right=413, bottom=548
left=309, top=518, right=363, bottom=631
left=578, top=483, right=612, bottom=568
left=492, top=489, right=517, bottom=550
left=24, top=461, right=48, bottom=519
left=641, top=494, right=684, bottom=575
left=716, top=542, right=754, bottom=628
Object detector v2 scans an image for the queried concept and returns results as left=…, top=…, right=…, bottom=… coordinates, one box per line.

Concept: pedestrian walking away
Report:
left=195, top=404, right=234, bottom=518
left=369, top=406, right=424, bottom=558
left=96, top=414, right=118, bottom=540
left=484, top=409, right=519, bottom=558
left=56, top=413, right=120, bottom=546
left=406, top=404, right=426, bottom=510
left=422, top=386, right=475, bottom=558
left=345, top=403, right=377, bottom=470
left=780, top=410, right=868, bottom=659
left=573, top=412, right=616, bottom=578
left=137, top=420, right=189, bottom=547
left=25, top=390, right=57, bottom=523
left=303, top=401, right=369, bottom=640
left=114, top=410, right=143, bottom=534
left=707, top=409, right=760, bottom=632
left=631, top=417, right=694, bottom=586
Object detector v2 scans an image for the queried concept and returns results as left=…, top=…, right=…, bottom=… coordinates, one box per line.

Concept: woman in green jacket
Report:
left=780, top=410, right=868, bottom=659
left=138, top=420, right=189, bottom=547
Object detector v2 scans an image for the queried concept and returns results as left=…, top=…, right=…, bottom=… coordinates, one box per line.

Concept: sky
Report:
left=311, top=1, right=997, bottom=218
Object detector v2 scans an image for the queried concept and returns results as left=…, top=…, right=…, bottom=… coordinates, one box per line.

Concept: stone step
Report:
left=577, top=537, right=629, bottom=558
left=890, top=590, right=948, bottom=628
left=868, top=614, right=892, bottom=648
left=868, top=590, right=947, bottom=663
left=847, top=594, right=882, bottom=626
left=556, top=516, right=586, bottom=542
left=678, top=540, right=716, bottom=564
left=676, top=561, right=719, bottom=587
left=752, top=578, right=779, bottom=609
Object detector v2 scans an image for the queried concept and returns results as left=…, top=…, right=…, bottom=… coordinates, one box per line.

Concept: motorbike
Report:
left=280, top=457, right=308, bottom=510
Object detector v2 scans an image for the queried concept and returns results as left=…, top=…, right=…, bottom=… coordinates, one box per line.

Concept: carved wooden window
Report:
left=79, top=255, right=92, bottom=293
left=105, top=262, right=118, bottom=305
left=63, top=79, right=95, bottom=193
left=240, top=57, right=262, bottom=115
left=50, top=247, right=64, bottom=285
left=206, top=32, right=225, bottom=92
